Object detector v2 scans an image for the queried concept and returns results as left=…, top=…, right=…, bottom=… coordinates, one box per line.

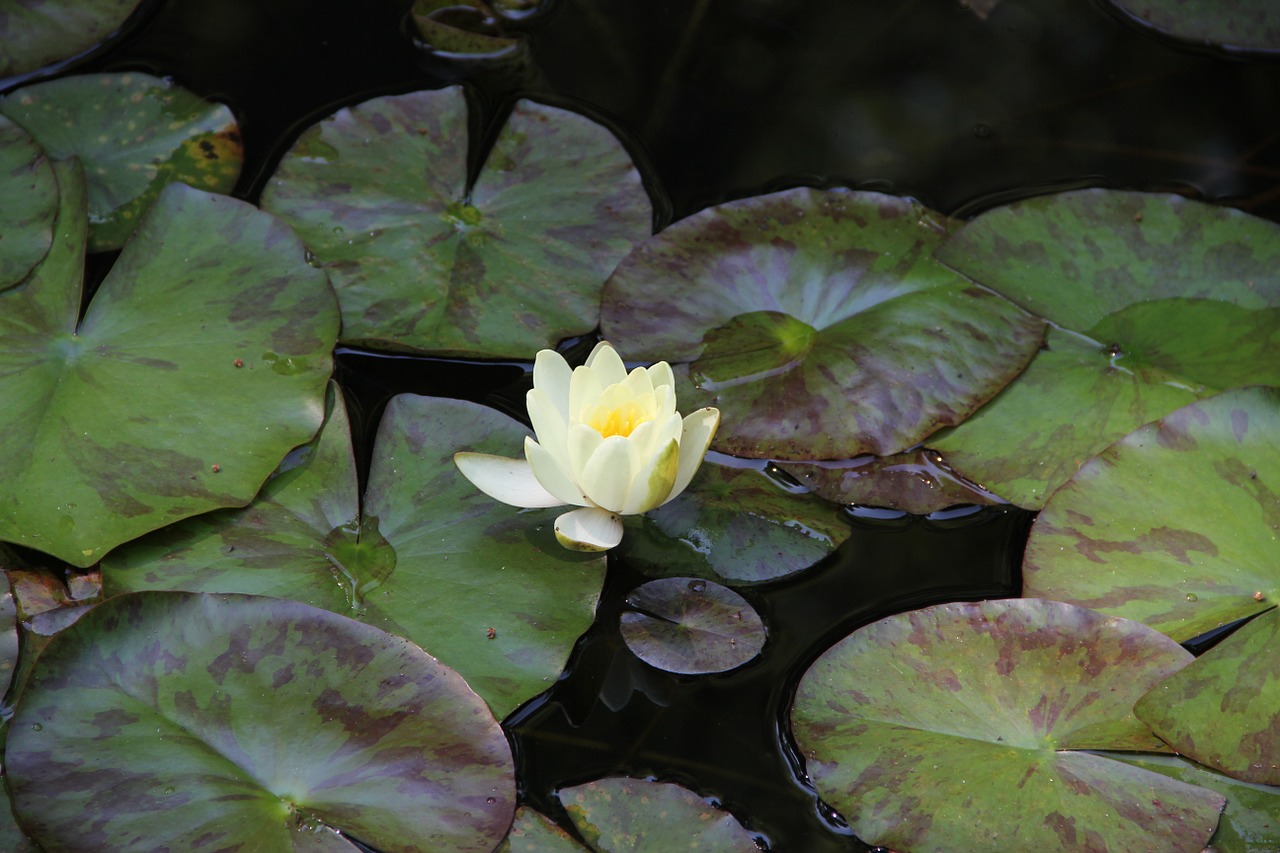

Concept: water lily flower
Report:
left=455, top=342, right=720, bottom=551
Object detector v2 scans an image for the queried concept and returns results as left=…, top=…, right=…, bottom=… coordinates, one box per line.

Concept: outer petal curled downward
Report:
left=554, top=506, right=623, bottom=551
left=453, top=452, right=564, bottom=508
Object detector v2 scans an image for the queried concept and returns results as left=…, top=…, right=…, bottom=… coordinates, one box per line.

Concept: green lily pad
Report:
left=1135, top=608, right=1280, bottom=785
left=411, top=0, right=520, bottom=56
left=1103, top=753, right=1280, bottom=853
left=791, top=598, right=1224, bottom=852
left=1103, top=0, right=1280, bottom=53
left=1, top=73, right=243, bottom=251
left=0, top=115, right=58, bottom=292
left=496, top=807, right=588, bottom=853
left=0, top=160, right=338, bottom=567
left=620, top=577, right=765, bottom=674
left=104, top=392, right=606, bottom=719
left=0, top=0, right=143, bottom=77
left=618, top=459, right=849, bottom=584
left=5, top=591, right=515, bottom=851
left=932, top=189, right=1280, bottom=508
left=600, top=187, right=1045, bottom=460
left=1023, top=386, right=1280, bottom=642
left=778, top=448, right=1002, bottom=515
left=558, top=777, right=759, bottom=852
left=262, top=86, right=651, bottom=357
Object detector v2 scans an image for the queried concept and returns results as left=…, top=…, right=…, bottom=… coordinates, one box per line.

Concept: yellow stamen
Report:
left=589, top=400, right=650, bottom=438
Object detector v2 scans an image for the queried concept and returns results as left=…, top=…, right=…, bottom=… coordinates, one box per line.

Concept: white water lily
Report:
left=454, top=342, right=720, bottom=551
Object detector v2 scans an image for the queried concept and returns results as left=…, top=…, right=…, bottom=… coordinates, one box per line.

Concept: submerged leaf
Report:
left=619, top=577, right=765, bottom=674
left=559, top=777, right=758, bottom=852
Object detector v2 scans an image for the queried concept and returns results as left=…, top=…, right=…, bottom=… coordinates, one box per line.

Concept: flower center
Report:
left=588, top=399, right=651, bottom=438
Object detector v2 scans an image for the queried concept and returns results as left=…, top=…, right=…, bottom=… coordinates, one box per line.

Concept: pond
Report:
left=1, top=0, right=1278, bottom=850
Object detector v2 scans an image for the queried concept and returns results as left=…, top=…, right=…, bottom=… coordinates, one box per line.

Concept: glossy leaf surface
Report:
left=600, top=187, right=1044, bottom=460
left=1136, top=608, right=1280, bottom=784
left=262, top=86, right=650, bottom=356
left=105, top=392, right=606, bottom=719
left=1, top=73, right=243, bottom=250
left=792, top=598, right=1222, bottom=852
left=778, top=449, right=1001, bottom=514
left=559, top=777, right=758, bottom=852
left=620, top=577, right=765, bottom=674
left=932, top=189, right=1280, bottom=507
left=0, top=163, right=338, bottom=566
left=6, top=592, right=515, bottom=851
left=1024, top=387, right=1280, bottom=642
left=0, top=115, right=57, bottom=291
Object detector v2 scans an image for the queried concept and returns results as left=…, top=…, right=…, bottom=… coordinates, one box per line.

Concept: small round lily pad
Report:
left=620, top=577, right=765, bottom=674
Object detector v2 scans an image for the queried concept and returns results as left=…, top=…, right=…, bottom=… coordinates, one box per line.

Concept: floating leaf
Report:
left=411, top=0, right=519, bottom=56
left=792, top=598, right=1223, bottom=852
left=1135, top=608, right=1280, bottom=785
left=5, top=592, right=515, bottom=851
left=105, top=392, right=606, bottom=719
left=262, top=86, right=651, bottom=356
left=618, top=460, right=849, bottom=584
left=778, top=448, right=1002, bottom=515
left=932, top=189, right=1280, bottom=507
left=600, top=187, right=1044, bottom=460
left=1103, top=752, right=1280, bottom=853
left=496, top=807, right=588, bottom=852
left=0, top=161, right=338, bottom=566
left=0, top=0, right=143, bottom=77
left=1103, top=0, right=1280, bottom=53
left=0, top=571, right=16, bottom=700
left=1024, top=386, right=1280, bottom=642
left=1, top=72, right=243, bottom=251
left=0, top=114, right=58, bottom=292
left=559, top=777, right=758, bottom=852
left=619, top=577, right=764, bottom=674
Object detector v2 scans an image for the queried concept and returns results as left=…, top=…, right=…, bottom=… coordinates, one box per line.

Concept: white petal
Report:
left=622, top=365, right=654, bottom=397
left=664, top=407, right=720, bottom=504
left=622, top=437, right=680, bottom=514
left=567, top=422, right=603, bottom=481
left=654, top=383, right=677, bottom=419
left=585, top=340, right=628, bottom=387
left=532, top=349, right=572, bottom=419
left=525, top=436, right=591, bottom=507
left=580, top=435, right=638, bottom=513
left=646, top=360, right=675, bottom=392
left=453, top=452, right=563, bottom=508
left=554, top=507, right=623, bottom=552
left=569, top=364, right=605, bottom=423
left=527, top=387, right=569, bottom=466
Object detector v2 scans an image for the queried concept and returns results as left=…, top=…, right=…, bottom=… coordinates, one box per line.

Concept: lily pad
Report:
left=0, top=0, right=143, bottom=77
left=1103, top=752, right=1280, bottom=853
left=778, top=448, right=1002, bottom=515
left=558, top=777, right=759, bottom=852
left=0, top=161, right=338, bottom=567
left=1, top=72, right=243, bottom=251
left=620, top=577, right=765, bottom=674
left=618, top=459, right=849, bottom=584
left=0, top=570, right=16, bottom=700
left=791, top=598, right=1224, bottom=852
left=1135, top=608, right=1280, bottom=785
left=105, top=392, right=606, bottom=719
left=262, top=86, right=651, bottom=357
left=1103, top=0, right=1280, bottom=53
left=411, top=0, right=520, bottom=56
left=599, top=187, right=1045, bottom=460
left=0, top=114, right=57, bottom=292
left=1023, top=386, right=1280, bottom=642
left=5, top=591, right=515, bottom=851
left=496, top=807, right=588, bottom=852
left=932, top=189, right=1280, bottom=508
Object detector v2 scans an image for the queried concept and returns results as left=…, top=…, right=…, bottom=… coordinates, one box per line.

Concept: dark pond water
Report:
left=28, top=0, right=1280, bottom=848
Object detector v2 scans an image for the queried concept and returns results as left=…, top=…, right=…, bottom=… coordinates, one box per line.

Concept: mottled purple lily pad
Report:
left=496, top=807, right=588, bottom=852
left=778, top=448, right=1002, bottom=514
left=0, top=115, right=57, bottom=292
left=792, top=598, right=1224, bottom=852
left=1135, top=607, right=1280, bottom=785
left=0, top=0, right=143, bottom=77
left=262, top=86, right=651, bottom=357
left=618, top=459, right=849, bottom=584
left=558, top=777, right=759, bottom=852
left=0, top=161, right=338, bottom=567
left=1024, top=386, right=1280, bottom=642
left=1104, top=0, right=1280, bottom=53
left=5, top=592, right=516, bottom=851
left=932, top=189, right=1280, bottom=508
left=104, top=391, right=606, bottom=719
left=1, top=73, right=242, bottom=251
left=0, top=570, right=16, bottom=700
left=600, top=187, right=1044, bottom=460
left=620, top=577, right=764, bottom=674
